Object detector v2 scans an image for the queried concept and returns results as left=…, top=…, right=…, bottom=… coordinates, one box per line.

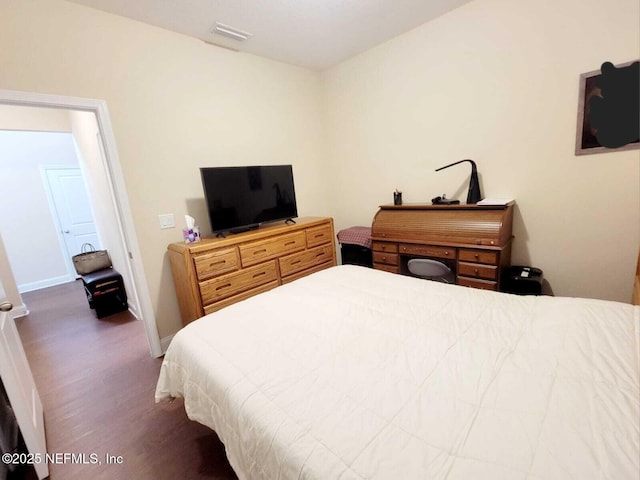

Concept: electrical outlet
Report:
left=158, top=213, right=175, bottom=229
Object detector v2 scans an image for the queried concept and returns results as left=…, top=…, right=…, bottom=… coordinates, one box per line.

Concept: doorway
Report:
left=0, top=130, right=93, bottom=292
left=43, top=166, right=102, bottom=280
left=0, top=89, right=161, bottom=357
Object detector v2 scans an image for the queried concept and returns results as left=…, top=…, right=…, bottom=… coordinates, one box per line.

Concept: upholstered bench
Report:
left=80, top=268, right=128, bottom=318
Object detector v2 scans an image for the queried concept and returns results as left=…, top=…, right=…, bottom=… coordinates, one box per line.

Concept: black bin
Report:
left=502, top=266, right=543, bottom=295
left=337, top=226, right=373, bottom=268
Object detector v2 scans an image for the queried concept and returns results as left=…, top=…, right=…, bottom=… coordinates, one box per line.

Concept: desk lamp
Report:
left=435, top=159, right=483, bottom=204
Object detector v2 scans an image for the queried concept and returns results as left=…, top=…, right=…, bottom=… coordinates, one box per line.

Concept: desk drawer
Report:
left=374, top=263, right=400, bottom=274
left=458, top=249, right=498, bottom=265
left=239, top=231, right=306, bottom=267
left=372, top=242, right=398, bottom=253
left=200, top=261, right=278, bottom=304
left=280, top=244, right=333, bottom=277
left=458, top=262, right=497, bottom=280
left=399, top=244, right=455, bottom=260
left=373, top=251, right=399, bottom=266
left=457, top=276, right=497, bottom=291
left=193, top=247, right=239, bottom=281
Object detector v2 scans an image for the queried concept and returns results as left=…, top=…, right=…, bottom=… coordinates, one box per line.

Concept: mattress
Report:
left=156, top=265, right=640, bottom=480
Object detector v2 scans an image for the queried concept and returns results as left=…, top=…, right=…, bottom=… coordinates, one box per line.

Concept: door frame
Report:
left=0, top=89, right=162, bottom=357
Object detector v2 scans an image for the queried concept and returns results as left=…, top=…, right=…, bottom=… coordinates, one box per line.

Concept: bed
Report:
left=156, top=265, right=640, bottom=480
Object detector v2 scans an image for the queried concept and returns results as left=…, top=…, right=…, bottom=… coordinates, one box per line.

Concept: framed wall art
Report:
left=575, top=60, right=639, bottom=155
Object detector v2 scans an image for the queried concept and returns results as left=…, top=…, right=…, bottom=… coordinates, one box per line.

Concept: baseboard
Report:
left=126, top=304, right=139, bottom=319
left=127, top=303, right=139, bottom=319
left=18, top=275, right=74, bottom=293
left=160, top=334, right=175, bottom=354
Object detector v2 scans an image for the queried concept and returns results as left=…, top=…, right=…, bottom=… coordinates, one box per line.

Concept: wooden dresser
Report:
left=371, top=203, right=514, bottom=291
left=168, top=217, right=336, bottom=326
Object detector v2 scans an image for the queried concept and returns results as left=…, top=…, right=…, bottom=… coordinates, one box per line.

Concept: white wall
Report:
left=0, top=0, right=327, bottom=339
left=322, top=0, right=640, bottom=302
left=0, top=130, right=80, bottom=291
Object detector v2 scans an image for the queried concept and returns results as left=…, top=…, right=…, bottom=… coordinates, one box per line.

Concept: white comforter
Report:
left=156, top=265, right=640, bottom=480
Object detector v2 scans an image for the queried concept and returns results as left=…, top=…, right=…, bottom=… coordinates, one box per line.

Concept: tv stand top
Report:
left=216, top=217, right=297, bottom=238
left=173, top=217, right=327, bottom=253
left=219, top=224, right=260, bottom=237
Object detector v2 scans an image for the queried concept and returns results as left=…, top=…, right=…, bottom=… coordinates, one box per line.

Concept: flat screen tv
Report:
left=200, top=165, right=298, bottom=234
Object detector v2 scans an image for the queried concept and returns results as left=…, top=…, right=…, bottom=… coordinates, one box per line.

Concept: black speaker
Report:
left=502, top=266, right=543, bottom=295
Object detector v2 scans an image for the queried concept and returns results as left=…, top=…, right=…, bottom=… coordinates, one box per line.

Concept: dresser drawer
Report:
left=373, top=251, right=399, bottom=266
left=203, top=280, right=279, bottom=315
left=193, top=247, right=239, bottom=281
left=372, top=242, right=398, bottom=253
left=399, top=244, right=455, bottom=260
left=239, top=231, right=306, bottom=267
left=200, top=261, right=278, bottom=304
left=458, top=249, right=498, bottom=265
left=280, top=244, right=334, bottom=277
left=306, top=224, right=332, bottom=248
left=282, top=262, right=333, bottom=284
left=458, top=262, right=498, bottom=280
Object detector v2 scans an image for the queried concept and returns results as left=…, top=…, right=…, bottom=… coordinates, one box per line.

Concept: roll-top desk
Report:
left=371, top=203, right=514, bottom=291
left=168, top=217, right=336, bottom=326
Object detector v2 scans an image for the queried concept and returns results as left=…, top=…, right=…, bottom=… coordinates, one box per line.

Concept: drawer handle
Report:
left=313, top=233, right=324, bottom=238
left=291, top=260, right=301, bottom=265
left=381, top=245, right=386, bottom=251
left=209, top=260, right=226, bottom=267
left=253, top=272, right=266, bottom=279
left=474, top=253, right=479, bottom=259
left=285, top=241, right=296, bottom=246
left=402, top=247, right=407, bottom=252
left=216, top=283, right=231, bottom=291
left=316, top=252, right=325, bottom=258
left=444, top=251, right=450, bottom=256
left=382, top=256, right=387, bottom=261
left=474, top=268, right=479, bottom=275
left=254, top=248, right=267, bottom=255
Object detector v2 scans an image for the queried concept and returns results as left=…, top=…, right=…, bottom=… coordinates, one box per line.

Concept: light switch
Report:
left=159, top=213, right=175, bottom=229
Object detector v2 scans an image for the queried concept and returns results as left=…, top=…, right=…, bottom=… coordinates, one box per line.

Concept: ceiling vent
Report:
left=212, top=22, right=253, bottom=42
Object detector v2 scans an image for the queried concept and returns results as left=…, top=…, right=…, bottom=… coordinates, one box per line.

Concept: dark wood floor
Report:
left=16, top=280, right=237, bottom=480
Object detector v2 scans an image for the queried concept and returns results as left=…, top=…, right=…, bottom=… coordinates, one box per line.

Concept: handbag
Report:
left=72, top=243, right=112, bottom=275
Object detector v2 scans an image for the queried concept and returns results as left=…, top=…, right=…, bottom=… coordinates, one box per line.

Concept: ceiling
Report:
left=66, top=0, right=474, bottom=70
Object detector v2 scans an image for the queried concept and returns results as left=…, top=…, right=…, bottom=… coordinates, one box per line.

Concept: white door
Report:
left=0, top=279, right=49, bottom=479
left=44, top=167, right=101, bottom=275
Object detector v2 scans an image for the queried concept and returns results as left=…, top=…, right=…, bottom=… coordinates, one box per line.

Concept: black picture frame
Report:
left=575, top=60, right=640, bottom=155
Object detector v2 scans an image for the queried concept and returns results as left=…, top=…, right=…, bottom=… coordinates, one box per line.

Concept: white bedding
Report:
left=156, top=265, right=640, bottom=480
